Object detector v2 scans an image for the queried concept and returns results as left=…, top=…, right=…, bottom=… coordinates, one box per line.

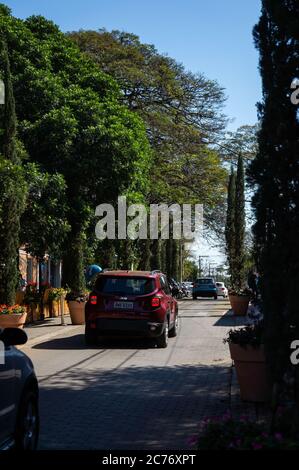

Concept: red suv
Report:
left=85, top=270, right=179, bottom=348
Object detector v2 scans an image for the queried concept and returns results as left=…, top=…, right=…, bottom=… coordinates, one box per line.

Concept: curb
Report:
left=21, top=324, right=83, bottom=348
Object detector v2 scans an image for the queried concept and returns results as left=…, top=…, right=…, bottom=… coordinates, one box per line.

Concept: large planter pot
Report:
left=68, top=301, right=86, bottom=325
left=229, top=343, right=272, bottom=402
left=229, top=294, right=250, bottom=316
left=0, top=312, right=28, bottom=329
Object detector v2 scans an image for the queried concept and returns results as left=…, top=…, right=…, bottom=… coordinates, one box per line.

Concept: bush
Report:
left=194, top=413, right=299, bottom=450
left=223, top=320, right=264, bottom=348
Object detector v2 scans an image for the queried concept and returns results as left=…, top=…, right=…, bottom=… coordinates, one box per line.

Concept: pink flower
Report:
left=187, top=435, right=198, bottom=446
left=252, top=443, right=263, bottom=450
left=275, top=433, right=283, bottom=441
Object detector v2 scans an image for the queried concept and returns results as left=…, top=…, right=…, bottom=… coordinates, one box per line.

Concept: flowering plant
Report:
left=191, top=413, right=299, bottom=450
left=65, top=290, right=89, bottom=302
left=48, top=288, right=68, bottom=302
left=0, top=304, right=26, bottom=315
left=228, top=287, right=252, bottom=297
left=223, top=320, right=264, bottom=348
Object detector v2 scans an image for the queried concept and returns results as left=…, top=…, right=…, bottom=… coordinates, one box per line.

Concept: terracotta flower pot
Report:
left=68, top=301, right=86, bottom=325
left=229, top=343, right=272, bottom=402
left=229, top=294, right=250, bottom=316
left=0, top=312, right=28, bottom=329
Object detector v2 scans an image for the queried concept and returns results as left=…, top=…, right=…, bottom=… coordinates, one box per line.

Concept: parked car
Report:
left=216, top=282, right=228, bottom=298
left=0, top=328, right=39, bottom=450
left=85, top=270, right=179, bottom=348
left=192, top=278, right=218, bottom=300
left=182, top=282, right=193, bottom=297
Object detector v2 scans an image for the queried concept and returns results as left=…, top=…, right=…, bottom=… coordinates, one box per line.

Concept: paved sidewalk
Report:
left=23, top=315, right=82, bottom=346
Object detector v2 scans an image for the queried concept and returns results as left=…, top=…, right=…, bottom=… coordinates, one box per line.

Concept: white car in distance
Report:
left=215, top=282, right=228, bottom=298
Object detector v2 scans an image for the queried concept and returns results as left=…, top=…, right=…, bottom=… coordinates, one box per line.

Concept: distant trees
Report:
left=225, top=156, right=246, bottom=290
left=69, top=29, right=228, bottom=271
left=249, top=0, right=299, bottom=427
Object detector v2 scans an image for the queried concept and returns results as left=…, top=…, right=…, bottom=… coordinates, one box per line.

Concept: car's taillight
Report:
left=151, top=297, right=161, bottom=308
left=90, top=295, right=97, bottom=305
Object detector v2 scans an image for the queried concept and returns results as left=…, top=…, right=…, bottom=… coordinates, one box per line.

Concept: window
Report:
left=95, top=276, right=155, bottom=296
left=196, top=278, right=214, bottom=285
left=160, top=276, right=171, bottom=294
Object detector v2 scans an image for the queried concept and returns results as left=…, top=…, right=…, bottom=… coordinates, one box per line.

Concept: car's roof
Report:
left=98, top=270, right=159, bottom=278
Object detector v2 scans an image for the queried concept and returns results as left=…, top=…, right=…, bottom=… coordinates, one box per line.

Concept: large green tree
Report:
left=249, top=0, right=299, bottom=431
left=0, top=9, right=152, bottom=291
left=0, top=39, right=27, bottom=304
left=69, top=29, right=228, bottom=261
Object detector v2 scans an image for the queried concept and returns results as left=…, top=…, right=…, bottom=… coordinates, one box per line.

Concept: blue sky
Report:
left=4, top=0, right=262, bottom=130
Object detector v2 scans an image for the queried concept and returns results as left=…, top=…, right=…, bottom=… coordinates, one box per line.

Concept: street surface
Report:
left=22, top=298, right=241, bottom=450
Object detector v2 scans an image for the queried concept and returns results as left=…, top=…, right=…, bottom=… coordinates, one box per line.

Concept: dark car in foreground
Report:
left=0, top=328, right=39, bottom=450
left=85, top=270, right=179, bottom=348
left=192, top=278, right=218, bottom=300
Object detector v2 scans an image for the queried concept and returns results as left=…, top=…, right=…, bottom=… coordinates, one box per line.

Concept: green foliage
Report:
left=196, top=413, right=298, bottom=450
left=224, top=321, right=263, bottom=348
left=225, top=168, right=236, bottom=285
left=0, top=38, right=27, bottom=305
left=234, top=155, right=246, bottom=290
left=249, top=1, right=299, bottom=415
left=249, top=1, right=299, bottom=437
left=225, top=156, right=246, bottom=290
left=0, top=11, right=152, bottom=290
left=183, top=259, right=198, bottom=281
left=20, top=163, right=70, bottom=259
left=69, top=29, right=228, bottom=237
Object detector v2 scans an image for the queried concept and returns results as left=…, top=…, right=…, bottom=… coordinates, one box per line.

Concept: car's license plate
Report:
left=114, top=301, right=134, bottom=310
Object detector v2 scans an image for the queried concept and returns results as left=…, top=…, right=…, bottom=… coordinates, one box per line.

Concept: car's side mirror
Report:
left=0, top=328, right=28, bottom=347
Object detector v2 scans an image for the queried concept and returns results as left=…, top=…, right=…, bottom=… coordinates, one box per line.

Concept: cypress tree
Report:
left=225, top=167, right=236, bottom=287
left=249, top=0, right=299, bottom=431
left=234, top=155, right=246, bottom=290
left=0, top=41, right=26, bottom=305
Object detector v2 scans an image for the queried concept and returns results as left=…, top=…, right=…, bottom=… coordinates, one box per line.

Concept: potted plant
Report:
left=0, top=304, right=27, bottom=328
left=23, top=282, right=42, bottom=322
left=228, top=288, right=252, bottom=316
left=66, top=291, right=89, bottom=325
left=224, top=321, right=272, bottom=402
left=47, top=288, right=68, bottom=317
left=192, top=413, right=299, bottom=450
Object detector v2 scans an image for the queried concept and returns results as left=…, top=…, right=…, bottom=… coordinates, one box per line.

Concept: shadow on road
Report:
left=213, top=311, right=249, bottom=327
left=32, top=334, right=156, bottom=351
left=38, top=362, right=230, bottom=450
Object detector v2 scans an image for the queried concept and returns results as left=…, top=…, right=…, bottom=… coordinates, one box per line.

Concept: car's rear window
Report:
left=196, top=279, right=214, bottom=285
left=95, top=276, right=155, bottom=296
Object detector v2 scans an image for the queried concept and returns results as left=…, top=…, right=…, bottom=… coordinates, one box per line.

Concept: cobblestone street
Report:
left=22, top=299, right=247, bottom=450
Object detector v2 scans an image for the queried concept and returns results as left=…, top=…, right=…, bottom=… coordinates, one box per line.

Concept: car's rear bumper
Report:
left=86, top=318, right=164, bottom=338
left=193, top=291, right=217, bottom=297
